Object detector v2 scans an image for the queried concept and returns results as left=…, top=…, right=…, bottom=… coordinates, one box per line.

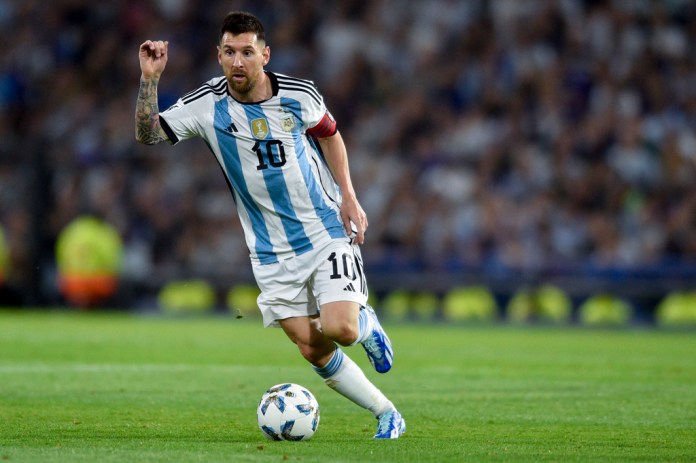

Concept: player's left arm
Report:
left=316, top=131, right=368, bottom=245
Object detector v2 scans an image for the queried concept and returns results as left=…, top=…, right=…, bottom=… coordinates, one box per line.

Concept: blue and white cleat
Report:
left=374, top=408, right=406, bottom=439
left=361, top=306, right=393, bottom=373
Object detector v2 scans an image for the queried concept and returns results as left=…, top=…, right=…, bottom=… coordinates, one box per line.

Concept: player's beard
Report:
left=228, top=73, right=255, bottom=97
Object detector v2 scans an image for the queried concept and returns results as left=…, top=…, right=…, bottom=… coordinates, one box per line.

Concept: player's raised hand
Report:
left=139, top=40, right=169, bottom=80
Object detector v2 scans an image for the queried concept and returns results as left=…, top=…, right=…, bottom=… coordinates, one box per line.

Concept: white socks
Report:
left=312, top=347, right=392, bottom=417
left=352, top=307, right=374, bottom=345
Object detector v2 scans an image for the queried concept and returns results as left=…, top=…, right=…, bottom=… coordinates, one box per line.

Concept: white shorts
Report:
left=252, top=239, right=369, bottom=327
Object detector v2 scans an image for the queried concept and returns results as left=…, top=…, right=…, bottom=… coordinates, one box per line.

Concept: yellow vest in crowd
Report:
left=55, top=216, right=123, bottom=307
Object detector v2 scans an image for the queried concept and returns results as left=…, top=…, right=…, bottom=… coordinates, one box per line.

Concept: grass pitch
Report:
left=1, top=310, right=695, bottom=462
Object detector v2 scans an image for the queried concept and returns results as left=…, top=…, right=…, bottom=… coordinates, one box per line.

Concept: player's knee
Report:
left=296, top=342, right=319, bottom=363
left=321, top=321, right=358, bottom=346
left=296, top=341, right=334, bottom=365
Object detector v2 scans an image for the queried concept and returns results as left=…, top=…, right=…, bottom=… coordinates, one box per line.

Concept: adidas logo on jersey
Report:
left=343, top=283, right=356, bottom=292
left=224, top=122, right=238, bottom=133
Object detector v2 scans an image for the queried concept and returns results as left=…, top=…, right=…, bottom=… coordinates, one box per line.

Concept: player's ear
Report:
left=217, top=46, right=222, bottom=65
left=262, top=46, right=270, bottom=66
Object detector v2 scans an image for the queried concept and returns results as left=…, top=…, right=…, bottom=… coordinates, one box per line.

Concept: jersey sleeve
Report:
left=306, top=111, right=337, bottom=138
left=158, top=99, right=199, bottom=145
left=301, top=81, right=337, bottom=138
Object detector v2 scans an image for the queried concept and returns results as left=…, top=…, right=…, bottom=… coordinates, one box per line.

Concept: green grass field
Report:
left=1, top=310, right=695, bottom=462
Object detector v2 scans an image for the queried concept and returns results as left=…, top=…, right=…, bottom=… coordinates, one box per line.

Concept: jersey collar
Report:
left=266, top=71, right=279, bottom=97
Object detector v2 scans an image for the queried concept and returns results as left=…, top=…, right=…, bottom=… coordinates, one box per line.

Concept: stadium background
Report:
left=1, top=0, right=696, bottom=324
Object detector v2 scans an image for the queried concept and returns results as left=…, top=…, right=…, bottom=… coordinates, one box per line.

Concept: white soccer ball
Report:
left=256, top=383, right=320, bottom=441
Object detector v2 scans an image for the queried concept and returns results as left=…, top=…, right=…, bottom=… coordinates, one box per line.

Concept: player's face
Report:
left=218, top=32, right=269, bottom=101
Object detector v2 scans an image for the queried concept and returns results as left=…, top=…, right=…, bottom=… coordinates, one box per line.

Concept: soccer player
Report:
left=135, top=11, right=405, bottom=439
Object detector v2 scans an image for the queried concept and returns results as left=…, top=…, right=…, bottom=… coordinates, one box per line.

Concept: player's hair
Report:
left=219, top=11, right=266, bottom=44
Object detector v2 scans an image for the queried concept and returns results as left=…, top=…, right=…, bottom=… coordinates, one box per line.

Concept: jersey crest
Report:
left=280, top=113, right=297, bottom=132
left=251, top=118, right=269, bottom=138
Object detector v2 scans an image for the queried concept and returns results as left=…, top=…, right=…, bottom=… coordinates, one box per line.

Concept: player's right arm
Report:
left=135, top=40, right=170, bottom=145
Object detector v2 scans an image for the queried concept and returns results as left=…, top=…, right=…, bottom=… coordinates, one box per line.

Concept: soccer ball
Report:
left=256, top=383, right=320, bottom=441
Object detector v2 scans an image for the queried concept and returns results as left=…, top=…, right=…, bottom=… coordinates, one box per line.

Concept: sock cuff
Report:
left=352, top=306, right=369, bottom=345
left=312, top=347, right=345, bottom=379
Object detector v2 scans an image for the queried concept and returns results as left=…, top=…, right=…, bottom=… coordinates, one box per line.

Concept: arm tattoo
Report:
left=135, top=78, right=168, bottom=145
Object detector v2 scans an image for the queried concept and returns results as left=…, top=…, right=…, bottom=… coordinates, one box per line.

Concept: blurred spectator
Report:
left=55, top=215, right=123, bottom=308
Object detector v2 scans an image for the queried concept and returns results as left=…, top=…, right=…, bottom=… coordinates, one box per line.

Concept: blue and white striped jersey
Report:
left=159, top=71, right=348, bottom=264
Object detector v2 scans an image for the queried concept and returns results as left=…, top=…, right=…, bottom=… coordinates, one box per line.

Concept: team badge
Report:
left=251, top=118, right=270, bottom=138
left=280, top=113, right=296, bottom=132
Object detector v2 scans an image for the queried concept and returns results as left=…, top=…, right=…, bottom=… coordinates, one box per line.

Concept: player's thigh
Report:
left=319, top=300, right=361, bottom=342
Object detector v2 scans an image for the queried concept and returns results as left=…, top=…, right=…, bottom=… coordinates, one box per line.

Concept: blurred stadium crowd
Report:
left=2, top=0, right=696, bottom=314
